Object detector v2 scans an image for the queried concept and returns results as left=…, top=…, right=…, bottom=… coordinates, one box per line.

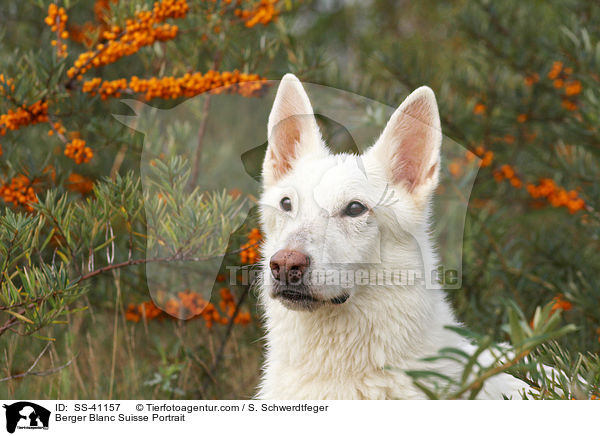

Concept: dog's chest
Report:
left=259, top=304, right=428, bottom=399
left=261, top=361, right=424, bottom=400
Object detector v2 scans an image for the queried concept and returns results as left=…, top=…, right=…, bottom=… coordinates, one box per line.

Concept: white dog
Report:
left=257, top=74, right=529, bottom=399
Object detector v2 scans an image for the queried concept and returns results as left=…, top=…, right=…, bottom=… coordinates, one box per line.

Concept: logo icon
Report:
left=3, top=402, right=50, bottom=434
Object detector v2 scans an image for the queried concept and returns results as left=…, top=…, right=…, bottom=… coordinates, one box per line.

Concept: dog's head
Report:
left=260, top=74, right=442, bottom=311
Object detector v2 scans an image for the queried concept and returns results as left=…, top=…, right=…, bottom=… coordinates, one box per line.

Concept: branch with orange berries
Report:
left=1, top=0, right=281, bottom=212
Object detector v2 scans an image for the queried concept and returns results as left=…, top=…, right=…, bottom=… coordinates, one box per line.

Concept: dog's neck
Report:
left=261, top=278, right=457, bottom=374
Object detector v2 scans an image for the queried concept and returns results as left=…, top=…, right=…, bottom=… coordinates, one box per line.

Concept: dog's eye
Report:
left=280, top=197, right=292, bottom=212
left=344, top=201, right=367, bottom=217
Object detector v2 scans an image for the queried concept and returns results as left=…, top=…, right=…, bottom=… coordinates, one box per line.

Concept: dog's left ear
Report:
left=263, top=74, right=326, bottom=186
left=367, top=86, right=442, bottom=197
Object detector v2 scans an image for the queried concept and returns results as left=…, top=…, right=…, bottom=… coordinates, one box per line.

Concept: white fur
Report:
left=256, top=74, right=529, bottom=399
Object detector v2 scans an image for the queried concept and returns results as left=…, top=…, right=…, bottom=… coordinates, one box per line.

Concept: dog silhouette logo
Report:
left=3, top=402, right=50, bottom=433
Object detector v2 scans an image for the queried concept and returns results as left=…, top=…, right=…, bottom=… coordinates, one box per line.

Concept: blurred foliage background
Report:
left=0, top=0, right=598, bottom=399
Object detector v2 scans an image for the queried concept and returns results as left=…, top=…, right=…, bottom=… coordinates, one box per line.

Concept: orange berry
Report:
left=524, top=73, right=539, bottom=86
left=448, top=161, right=462, bottom=178
left=564, top=80, right=582, bottom=96
left=500, top=164, right=515, bottom=179
left=510, top=177, right=522, bottom=189
left=548, top=61, right=563, bottom=80
left=480, top=151, right=494, bottom=168
left=562, top=99, right=577, bottom=111
left=473, top=103, right=486, bottom=115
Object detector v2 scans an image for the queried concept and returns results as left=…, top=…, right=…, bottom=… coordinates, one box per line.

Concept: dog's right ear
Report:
left=263, top=74, right=326, bottom=186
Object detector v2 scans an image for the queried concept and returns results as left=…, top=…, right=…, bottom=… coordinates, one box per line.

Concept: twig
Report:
left=188, top=93, right=212, bottom=190
left=188, top=54, right=222, bottom=190
left=0, top=228, right=18, bottom=292
left=76, top=256, right=177, bottom=283
left=48, top=114, right=69, bottom=144
left=200, top=285, right=250, bottom=395
left=75, top=243, right=256, bottom=284
left=63, top=29, right=127, bottom=90
left=0, top=291, right=61, bottom=312
left=0, top=359, right=74, bottom=383
left=110, top=143, right=129, bottom=181
left=53, top=14, right=64, bottom=59
left=0, top=312, right=22, bottom=336
left=108, top=269, right=121, bottom=400
left=448, top=348, right=531, bottom=399
left=0, top=343, right=74, bottom=383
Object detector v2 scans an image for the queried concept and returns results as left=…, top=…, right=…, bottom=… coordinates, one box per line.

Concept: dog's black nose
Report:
left=269, top=249, right=310, bottom=284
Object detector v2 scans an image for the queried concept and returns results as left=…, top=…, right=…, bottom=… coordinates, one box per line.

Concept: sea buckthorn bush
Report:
left=0, top=0, right=287, bottom=399
left=1, top=0, right=599, bottom=399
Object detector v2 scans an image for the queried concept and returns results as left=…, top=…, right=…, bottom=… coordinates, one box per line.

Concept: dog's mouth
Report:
left=274, top=287, right=349, bottom=308
left=330, top=294, right=349, bottom=304
left=279, top=289, right=319, bottom=303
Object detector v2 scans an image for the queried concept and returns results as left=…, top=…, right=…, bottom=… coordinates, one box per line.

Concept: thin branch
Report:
left=76, top=256, right=177, bottom=283
left=63, top=29, right=127, bottom=90
left=0, top=342, right=74, bottom=383
left=0, top=291, right=61, bottom=312
left=0, top=357, right=74, bottom=383
left=0, top=228, right=19, bottom=292
left=48, top=114, right=69, bottom=144
left=0, top=312, right=22, bottom=336
left=188, top=53, right=222, bottom=190
left=188, top=93, right=212, bottom=190
left=25, top=342, right=51, bottom=373
left=201, top=285, right=250, bottom=394
left=75, top=243, right=256, bottom=284
left=448, top=348, right=531, bottom=399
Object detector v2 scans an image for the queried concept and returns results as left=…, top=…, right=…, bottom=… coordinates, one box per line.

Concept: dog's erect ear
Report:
left=263, top=74, right=326, bottom=186
left=368, top=86, right=442, bottom=196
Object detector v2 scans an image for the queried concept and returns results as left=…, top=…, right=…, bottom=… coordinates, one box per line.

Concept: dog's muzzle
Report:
left=269, top=250, right=350, bottom=308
